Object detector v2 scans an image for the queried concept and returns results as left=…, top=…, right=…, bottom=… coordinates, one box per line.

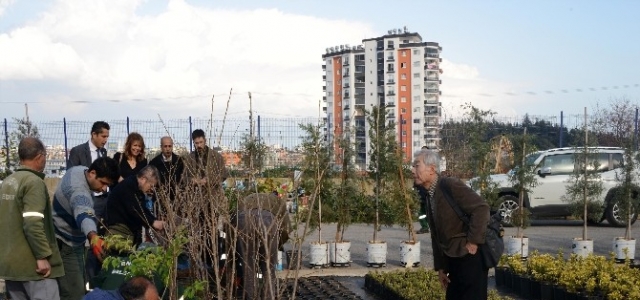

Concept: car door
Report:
left=531, top=153, right=575, bottom=208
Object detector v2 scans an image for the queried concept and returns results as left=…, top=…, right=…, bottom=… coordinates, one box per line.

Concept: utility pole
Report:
left=249, top=92, right=254, bottom=170
left=25, top=103, right=30, bottom=136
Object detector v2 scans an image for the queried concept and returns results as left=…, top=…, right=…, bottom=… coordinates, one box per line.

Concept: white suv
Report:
left=485, top=147, right=638, bottom=227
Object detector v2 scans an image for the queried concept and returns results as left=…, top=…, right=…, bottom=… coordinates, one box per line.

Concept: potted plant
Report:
left=395, top=156, right=420, bottom=268
left=299, top=123, right=334, bottom=268
left=505, top=127, right=538, bottom=259
left=328, top=131, right=359, bottom=267
left=611, top=139, right=638, bottom=262
left=562, top=108, right=603, bottom=257
left=364, top=105, right=397, bottom=267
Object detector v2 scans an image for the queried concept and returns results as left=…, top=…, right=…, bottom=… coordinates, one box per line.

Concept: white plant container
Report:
left=506, top=236, right=529, bottom=258
left=366, top=240, right=387, bottom=267
left=400, top=240, right=421, bottom=267
left=613, top=237, right=636, bottom=262
left=309, top=241, right=329, bottom=268
left=572, top=238, right=593, bottom=257
left=329, top=241, right=351, bottom=266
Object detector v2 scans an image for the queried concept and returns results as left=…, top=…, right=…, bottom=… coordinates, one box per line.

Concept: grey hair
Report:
left=413, top=149, right=440, bottom=173
left=137, top=165, right=160, bottom=181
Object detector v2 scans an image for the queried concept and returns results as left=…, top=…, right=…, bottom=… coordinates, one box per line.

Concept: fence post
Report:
left=635, top=108, right=638, bottom=151
left=3, top=118, right=9, bottom=171
left=63, top=118, right=69, bottom=168
left=126, top=117, right=130, bottom=135
left=559, top=111, right=564, bottom=148
left=257, top=115, right=261, bottom=141
left=189, top=116, right=193, bottom=153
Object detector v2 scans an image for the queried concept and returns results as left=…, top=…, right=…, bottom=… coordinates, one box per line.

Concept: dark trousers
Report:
left=446, top=252, right=488, bottom=300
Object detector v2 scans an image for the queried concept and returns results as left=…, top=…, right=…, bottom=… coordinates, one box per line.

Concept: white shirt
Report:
left=88, top=140, right=100, bottom=163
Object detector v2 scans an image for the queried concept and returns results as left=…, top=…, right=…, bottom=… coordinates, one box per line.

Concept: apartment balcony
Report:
left=323, top=75, right=326, bottom=81
left=344, top=93, right=351, bottom=99
left=355, top=82, right=365, bottom=88
left=343, top=60, right=350, bottom=66
left=424, top=121, right=440, bottom=128
left=343, top=73, right=350, bottom=78
left=424, top=133, right=441, bottom=139
left=386, top=80, right=395, bottom=85
left=323, top=86, right=326, bottom=91
left=424, top=77, right=441, bottom=83
left=322, top=96, right=327, bottom=102
left=424, top=52, right=439, bottom=58
left=343, top=105, right=350, bottom=110
left=386, top=91, right=396, bottom=96
left=424, top=88, right=440, bottom=95
left=386, top=101, right=396, bottom=107
left=322, top=64, right=326, bottom=70
left=424, top=110, right=439, bottom=116
left=424, top=98, right=439, bottom=104
left=354, top=97, right=365, bottom=105
left=387, top=44, right=395, bottom=50
left=386, top=69, right=395, bottom=73
left=343, top=83, right=350, bottom=88
left=387, top=56, right=395, bottom=61
left=387, top=113, right=396, bottom=119
left=355, top=60, right=365, bottom=66
left=322, top=107, right=327, bottom=112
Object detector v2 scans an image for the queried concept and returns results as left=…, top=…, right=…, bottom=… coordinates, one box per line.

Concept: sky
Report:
left=1, top=0, right=639, bottom=122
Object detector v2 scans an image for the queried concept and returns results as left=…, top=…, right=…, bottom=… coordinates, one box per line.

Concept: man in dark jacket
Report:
left=105, top=165, right=165, bottom=247
left=148, top=136, right=184, bottom=202
left=412, top=148, right=490, bottom=300
left=83, top=276, right=158, bottom=300
left=232, top=193, right=292, bottom=300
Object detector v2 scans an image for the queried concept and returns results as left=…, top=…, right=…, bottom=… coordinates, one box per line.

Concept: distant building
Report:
left=322, top=27, right=442, bottom=169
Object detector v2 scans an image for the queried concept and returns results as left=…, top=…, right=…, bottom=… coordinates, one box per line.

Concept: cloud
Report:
left=0, top=0, right=376, bottom=119
left=0, top=0, right=15, bottom=17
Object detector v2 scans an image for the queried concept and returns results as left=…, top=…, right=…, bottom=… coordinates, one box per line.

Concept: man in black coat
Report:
left=148, top=136, right=184, bottom=202
left=104, top=165, right=165, bottom=247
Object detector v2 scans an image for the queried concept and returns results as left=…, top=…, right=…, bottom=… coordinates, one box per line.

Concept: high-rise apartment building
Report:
left=322, top=27, right=442, bottom=169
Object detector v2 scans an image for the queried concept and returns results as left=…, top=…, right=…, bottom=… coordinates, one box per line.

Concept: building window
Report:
left=402, top=142, right=407, bottom=147
left=401, top=62, right=407, bottom=68
left=413, top=119, right=420, bottom=123
left=328, top=92, right=333, bottom=96
left=414, top=73, right=420, bottom=78
left=401, top=85, right=406, bottom=91
left=401, top=73, right=406, bottom=80
left=413, top=84, right=420, bottom=90
left=401, top=97, right=406, bottom=102
left=414, top=96, right=420, bottom=102
left=413, top=49, right=419, bottom=55
left=402, top=130, right=407, bottom=136
left=413, top=130, right=420, bottom=135
left=402, top=51, right=407, bottom=57
left=414, top=141, right=421, bottom=147
left=401, top=108, right=406, bottom=113
left=336, top=69, right=341, bottom=75
left=413, top=61, right=420, bottom=67
left=413, top=107, right=420, bottom=112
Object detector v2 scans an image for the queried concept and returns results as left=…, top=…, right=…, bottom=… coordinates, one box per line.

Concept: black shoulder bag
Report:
left=439, top=179, right=504, bottom=269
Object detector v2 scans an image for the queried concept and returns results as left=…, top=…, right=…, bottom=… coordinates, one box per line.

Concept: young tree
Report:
left=508, top=127, right=539, bottom=239
left=239, top=134, right=267, bottom=173
left=464, top=104, right=500, bottom=208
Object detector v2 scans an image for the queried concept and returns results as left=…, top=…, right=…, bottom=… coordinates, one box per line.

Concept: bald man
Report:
left=149, top=136, right=184, bottom=201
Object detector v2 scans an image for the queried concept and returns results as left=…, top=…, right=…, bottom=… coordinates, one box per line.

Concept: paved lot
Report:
left=2, top=220, right=636, bottom=298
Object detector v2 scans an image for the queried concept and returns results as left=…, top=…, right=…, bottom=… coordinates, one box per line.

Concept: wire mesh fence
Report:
left=1, top=113, right=587, bottom=176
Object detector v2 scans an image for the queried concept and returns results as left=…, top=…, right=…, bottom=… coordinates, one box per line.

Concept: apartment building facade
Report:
left=322, top=28, right=442, bottom=169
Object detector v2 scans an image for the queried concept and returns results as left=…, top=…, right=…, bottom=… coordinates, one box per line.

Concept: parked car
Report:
left=476, top=147, right=639, bottom=227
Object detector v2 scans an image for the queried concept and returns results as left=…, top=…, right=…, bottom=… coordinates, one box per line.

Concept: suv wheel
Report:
left=606, top=201, right=638, bottom=227
left=605, top=191, right=638, bottom=227
left=496, top=195, right=519, bottom=227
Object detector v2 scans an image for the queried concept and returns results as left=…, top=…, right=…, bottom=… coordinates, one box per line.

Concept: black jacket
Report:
left=105, top=176, right=156, bottom=246
left=149, top=153, right=184, bottom=188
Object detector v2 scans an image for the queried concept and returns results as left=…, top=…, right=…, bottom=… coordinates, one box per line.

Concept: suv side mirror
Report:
left=538, top=167, right=552, bottom=177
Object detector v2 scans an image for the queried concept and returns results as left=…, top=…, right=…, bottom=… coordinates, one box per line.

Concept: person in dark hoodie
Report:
left=104, top=165, right=165, bottom=247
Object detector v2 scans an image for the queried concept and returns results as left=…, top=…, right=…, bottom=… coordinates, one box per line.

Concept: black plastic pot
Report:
left=553, top=285, right=567, bottom=300
left=520, top=276, right=532, bottom=299
left=530, top=279, right=541, bottom=300
left=504, top=270, right=513, bottom=289
left=495, top=267, right=506, bottom=287
left=541, top=282, right=554, bottom=300
left=512, top=273, right=522, bottom=295
left=285, top=250, right=302, bottom=270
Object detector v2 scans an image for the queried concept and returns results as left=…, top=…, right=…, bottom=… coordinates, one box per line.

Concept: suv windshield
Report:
left=525, top=152, right=542, bottom=167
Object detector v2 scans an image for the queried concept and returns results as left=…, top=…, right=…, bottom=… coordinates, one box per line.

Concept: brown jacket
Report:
left=424, top=177, right=490, bottom=272
left=184, top=146, right=229, bottom=188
